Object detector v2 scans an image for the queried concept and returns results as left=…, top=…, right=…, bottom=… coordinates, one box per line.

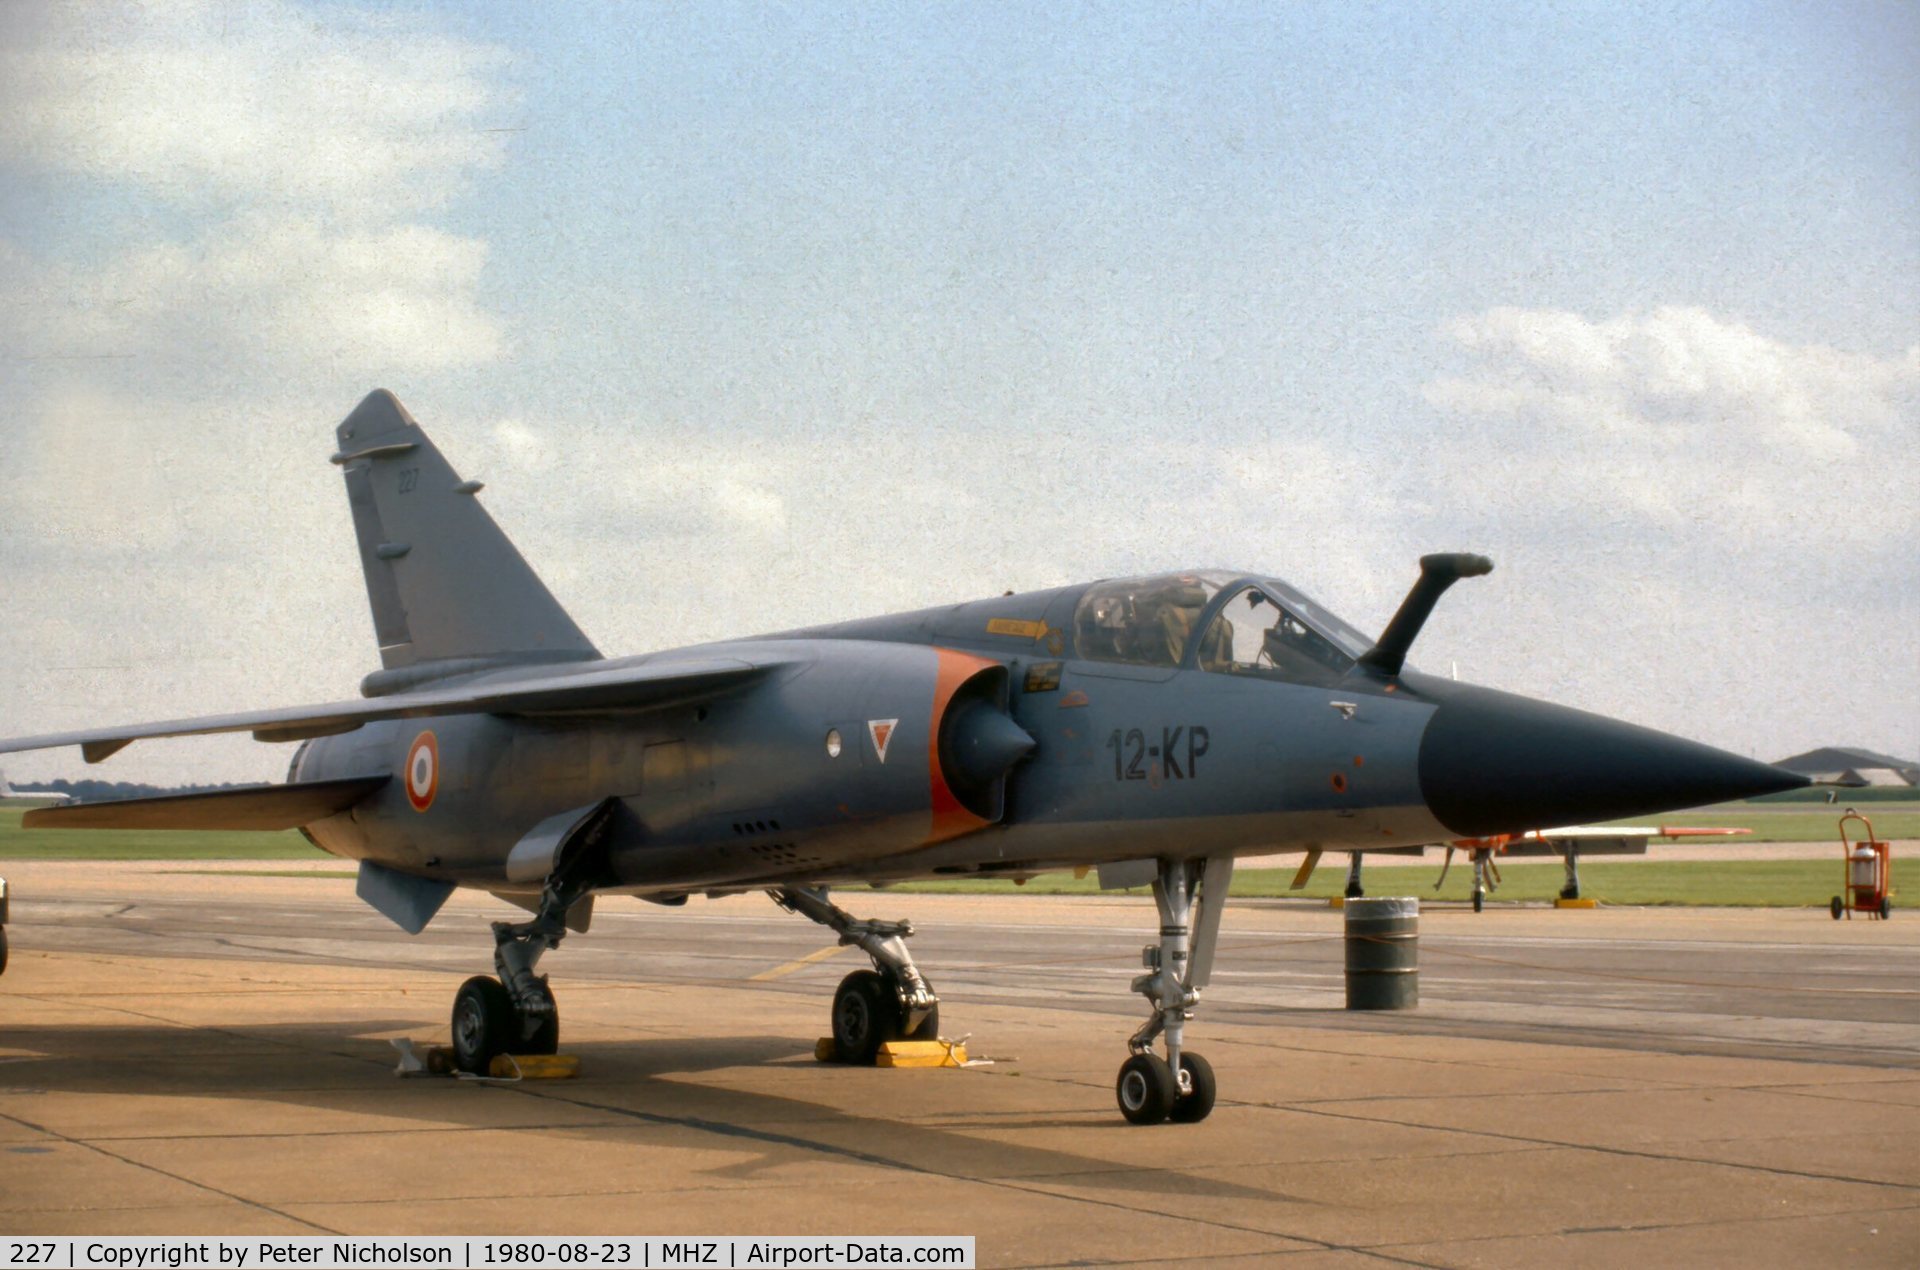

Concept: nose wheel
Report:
left=1116, top=1053, right=1177, bottom=1124
left=1114, top=856, right=1232, bottom=1124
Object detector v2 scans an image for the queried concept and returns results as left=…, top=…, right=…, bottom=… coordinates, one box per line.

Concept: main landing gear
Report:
left=1117, top=856, right=1233, bottom=1126
left=450, top=876, right=584, bottom=1074
left=772, top=886, right=939, bottom=1064
left=1344, top=852, right=1365, bottom=899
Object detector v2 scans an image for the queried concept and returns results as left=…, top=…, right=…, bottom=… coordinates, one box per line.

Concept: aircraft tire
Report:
left=0, top=926, right=8, bottom=977
left=831, top=970, right=893, bottom=1065
left=1116, top=1053, right=1177, bottom=1125
left=1831, top=897, right=1844, bottom=920
left=451, top=975, right=516, bottom=1075
left=1167, top=1051, right=1216, bottom=1124
left=1472, top=890, right=1484, bottom=913
left=1880, top=897, right=1892, bottom=921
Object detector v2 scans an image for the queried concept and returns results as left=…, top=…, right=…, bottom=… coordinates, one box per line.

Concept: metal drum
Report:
left=1344, top=896, right=1418, bottom=1010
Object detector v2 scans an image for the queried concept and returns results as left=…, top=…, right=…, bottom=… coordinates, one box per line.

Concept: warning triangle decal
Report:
left=868, top=718, right=898, bottom=764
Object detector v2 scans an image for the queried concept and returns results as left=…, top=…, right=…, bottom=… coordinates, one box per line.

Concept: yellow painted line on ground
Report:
left=749, top=944, right=849, bottom=982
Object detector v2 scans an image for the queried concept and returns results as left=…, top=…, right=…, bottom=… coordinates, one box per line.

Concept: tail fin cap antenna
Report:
left=1358, top=553, right=1493, bottom=678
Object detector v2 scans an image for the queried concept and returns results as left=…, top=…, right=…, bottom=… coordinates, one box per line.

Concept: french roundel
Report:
left=405, top=731, right=440, bottom=812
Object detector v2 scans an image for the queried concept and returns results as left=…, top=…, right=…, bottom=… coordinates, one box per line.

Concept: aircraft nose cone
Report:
left=1414, top=679, right=1807, bottom=838
left=943, top=700, right=1036, bottom=792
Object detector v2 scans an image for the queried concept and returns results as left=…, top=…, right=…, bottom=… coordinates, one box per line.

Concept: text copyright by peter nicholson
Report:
left=3, top=1239, right=974, bottom=1270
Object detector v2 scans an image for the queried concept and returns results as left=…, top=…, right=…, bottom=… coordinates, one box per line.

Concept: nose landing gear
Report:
left=1117, top=855, right=1232, bottom=1125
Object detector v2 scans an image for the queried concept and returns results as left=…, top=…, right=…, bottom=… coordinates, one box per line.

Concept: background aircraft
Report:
left=1319, top=824, right=1755, bottom=911
left=0, top=390, right=1806, bottom=1124
left=0, top=771, right=71, bottom=804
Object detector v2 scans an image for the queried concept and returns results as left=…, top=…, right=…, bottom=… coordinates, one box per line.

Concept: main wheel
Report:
left=1116, top=1052, right=1177, bottom=1125
left=1831, top=897, right=1844, bottom=920
left=1168, top=1051, right=1217, bottom=1124
left=1472, top=890, right=1484, bottom=913
left=0, top=926, right=8, bottom=977
left=451, top=975, right=516, bottom=1075
left=1879, top=896, right=1892, bottom=921
left=831, top=970, right=895, bottom=1065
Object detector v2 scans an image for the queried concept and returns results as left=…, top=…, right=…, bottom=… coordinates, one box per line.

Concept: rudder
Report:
left=333, top=390, right=599, bottom=678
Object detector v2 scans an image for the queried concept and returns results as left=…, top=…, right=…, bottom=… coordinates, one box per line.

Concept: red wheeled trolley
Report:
left=1830, top=810, right=1892, bottom=921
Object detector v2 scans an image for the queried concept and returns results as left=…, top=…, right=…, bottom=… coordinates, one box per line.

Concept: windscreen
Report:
left=1197, top=581, right=1369, bottom=684
left=1073, top=573, right=1230, bottom=668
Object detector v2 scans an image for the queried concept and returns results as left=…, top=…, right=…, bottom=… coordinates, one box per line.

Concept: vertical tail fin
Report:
left=333, top=390, right=599, bottom=681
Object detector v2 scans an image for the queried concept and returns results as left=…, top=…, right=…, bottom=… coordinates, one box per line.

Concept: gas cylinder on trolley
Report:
left=1830, top=809, right=1892, bottom=921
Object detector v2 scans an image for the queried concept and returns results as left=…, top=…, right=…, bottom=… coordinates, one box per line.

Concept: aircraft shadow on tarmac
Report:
left=0, top=1020, right=1295, bottom=1204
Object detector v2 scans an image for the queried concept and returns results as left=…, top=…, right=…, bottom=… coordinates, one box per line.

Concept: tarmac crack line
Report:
left=1727, top=1079, right=1920, bottom=1110
left=500, top=1083, right=1413, bottom=1261
left=7, top=990, right=381, bottom=1066
left=75, top=1122, right=632, bottom=1144
left=0, top=1107, right=339, bottom=1235
left=1009, top=1247, right=1449, bottom=1270
left=1365, top=1198, right=1920, bottom=1255
left=1282, top=1102, right=1920, bottom=1193
left=1210, top=1013, right=1920, bottom=1070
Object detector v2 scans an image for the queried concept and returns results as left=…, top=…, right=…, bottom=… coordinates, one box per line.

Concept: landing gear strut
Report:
left=1471, top=849, right=1499, bottom=913
left=1118, top=856, right=1232, bottom=1125
left=1343, top=853, right=1365, bottom=900
left=772, top=887, right=939, bottom=1064
left=450, top=876, right=583, bottom=1075
left=1437, top=845, right=1499, bottom=912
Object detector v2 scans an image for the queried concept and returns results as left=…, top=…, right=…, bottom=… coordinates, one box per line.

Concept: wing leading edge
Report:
left=0, top=658, right=774, bottom=763
left=21, top=776, right=392, bottom=831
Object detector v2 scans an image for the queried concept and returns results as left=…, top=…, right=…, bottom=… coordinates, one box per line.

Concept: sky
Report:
left=0, top=0, right=1915, bottom=787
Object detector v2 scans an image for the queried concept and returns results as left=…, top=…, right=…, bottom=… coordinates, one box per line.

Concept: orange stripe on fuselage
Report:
left=926, top=648, right=998, bottom=846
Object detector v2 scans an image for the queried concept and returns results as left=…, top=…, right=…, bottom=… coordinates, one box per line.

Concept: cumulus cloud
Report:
left=0, top=0, right=508, bottom=218
left=0, top=1, right=515, bottom=784
left=1, top=217, right=503, bottom=371
left=431, top=407, right=1418, bottom=673
left=1407, top=305, right=1916, bottom=759
left=1423, top=306, right=1919, bottom=550
left=0, top=0, right=510, bottom=376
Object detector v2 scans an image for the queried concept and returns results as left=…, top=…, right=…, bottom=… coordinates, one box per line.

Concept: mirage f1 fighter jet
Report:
left=0, top=391, right=1806, bottom=1124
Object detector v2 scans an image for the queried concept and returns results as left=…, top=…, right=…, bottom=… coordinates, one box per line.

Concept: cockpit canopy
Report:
left=1072, top=570, right=1374, bottom=684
